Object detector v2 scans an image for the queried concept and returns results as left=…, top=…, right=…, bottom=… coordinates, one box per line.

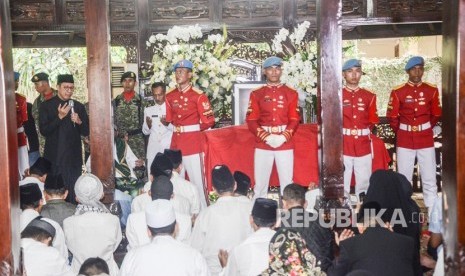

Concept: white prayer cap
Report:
left=145, top=199, right=176, bottom=228
left=75, top=173, right=107, bottom=211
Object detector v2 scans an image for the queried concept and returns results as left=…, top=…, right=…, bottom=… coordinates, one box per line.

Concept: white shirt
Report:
left=131, top=191, right=191, bottom=216
left=172, top=171, right=201, bottom=216
left=126, top=208, right=192, bottom=251
left=19, top=176, right=44, bottom=191
left=120, top=235, right=209, bottom=276
left=131, top=193, right=151, bottom=213
left=21, top=238, right=74, bottom=276
left=190, top=196, right=253, bottom=275
left=63, top=212, right=122, bottom=276
left=20, top=209, right=68, bottom=259
left=223, top=228, right=276, bottom=276
left=142, top=103, right=173, bottom=172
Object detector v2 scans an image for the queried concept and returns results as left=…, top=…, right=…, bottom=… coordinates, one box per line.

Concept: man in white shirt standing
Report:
left=190, top=165, right=253, bottom=275
left=219, top=198, right=278, bottom=276
left=143, top=82, right=173, bottom=173
left=120, top=199, right=209, bottom=276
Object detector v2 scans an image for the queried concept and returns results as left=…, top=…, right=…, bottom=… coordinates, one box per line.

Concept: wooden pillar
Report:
left=441, top=0, right=465, bottom=274
left=84, top=0, right=115, bottom=203
left=137, top=0, right=150, bottom=68
left=316, top=0, right=344, bottom=202
left=0, top=0, right=21, bottom=273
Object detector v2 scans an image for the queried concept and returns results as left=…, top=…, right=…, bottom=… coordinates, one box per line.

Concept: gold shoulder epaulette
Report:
left=192, top=86, right=204, bottom=94
left=392, top=83, right=405, bottom=90
left=362, top=87, right=375, bottom=94
left=424, top=82, right=438, bottom=88
left=284, top=84, right=297, bottom=91
left=251, top=85, right=265, bottom=92
left=166, top=87, right=177, bottom=94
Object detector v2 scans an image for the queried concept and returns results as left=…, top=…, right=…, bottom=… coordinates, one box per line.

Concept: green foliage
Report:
left=358, top=56, right=442, bottom=116
left=13, top=47, right=127, bottom=103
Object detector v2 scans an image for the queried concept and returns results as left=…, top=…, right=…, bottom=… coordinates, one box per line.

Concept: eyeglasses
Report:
left=62, top=86, right=75, bottom=91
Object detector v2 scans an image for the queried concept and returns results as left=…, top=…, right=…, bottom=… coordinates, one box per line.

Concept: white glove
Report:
left=433, top=125, right=442, bottom=136
left=272, top=135, right=287, bottom=148
left=265, top=134, right=278, bottom=148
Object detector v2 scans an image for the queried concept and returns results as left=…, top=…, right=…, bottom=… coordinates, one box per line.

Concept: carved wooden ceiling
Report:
left=9, top=0, right=443, bottom=48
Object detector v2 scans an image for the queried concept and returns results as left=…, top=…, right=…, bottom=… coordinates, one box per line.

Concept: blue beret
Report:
left=14, top=71, right=20, bottom=81
left=263, top=56, right=283, bottom=69
left=120, top=71, right=137, bottom=82
left=173, top=60, right=193, bottom=70
left=342, top=59, right=362, bottom=71
left=405, top=56, right=424, bottom=71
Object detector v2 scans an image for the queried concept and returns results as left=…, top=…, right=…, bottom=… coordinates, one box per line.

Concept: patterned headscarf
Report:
left=74, top=173, right=109, bottom=215
left=262, top=228, right=325, bottom=276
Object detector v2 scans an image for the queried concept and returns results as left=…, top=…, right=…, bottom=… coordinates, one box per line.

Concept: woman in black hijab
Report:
left=365, top=169, right=422, bottom=276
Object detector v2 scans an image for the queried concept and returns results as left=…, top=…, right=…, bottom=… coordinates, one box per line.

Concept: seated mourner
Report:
left=21, top=217, right=74, bottom=276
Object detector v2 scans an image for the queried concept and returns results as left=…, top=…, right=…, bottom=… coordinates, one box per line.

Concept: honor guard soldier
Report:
left=387, top=56, right=442, bottom=209
left=15, top=71, right=29, bottom=178
left=246, top=56, right=300, bottom=199
left=165, top=60, right=215, bottom=209
left=113, top=71, right=148, bottom=159
left=342, top=59, right=379, bottom=199
left=31, top=72, right=57, bottom=155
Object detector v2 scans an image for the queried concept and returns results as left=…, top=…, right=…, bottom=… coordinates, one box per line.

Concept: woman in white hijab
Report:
left=63, top=173, right=122, bottom=276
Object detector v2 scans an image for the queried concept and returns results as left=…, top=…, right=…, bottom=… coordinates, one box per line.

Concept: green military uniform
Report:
left=31, top=72, right=57, bottom=155
left=113, top=92, right=148, bottom=159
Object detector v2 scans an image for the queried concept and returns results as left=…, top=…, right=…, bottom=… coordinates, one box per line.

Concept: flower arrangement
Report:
left=145, top=25, right=236, bottom=121
left=271, top=21, right=318, bottom=121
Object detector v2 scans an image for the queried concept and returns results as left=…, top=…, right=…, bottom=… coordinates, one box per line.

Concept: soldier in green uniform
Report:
left=31, top=72, right=57, bottom=155
left=113, top=71, right=148, bottom=160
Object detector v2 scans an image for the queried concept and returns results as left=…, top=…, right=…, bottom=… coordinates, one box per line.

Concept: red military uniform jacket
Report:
left=165, top=85, right=215, bottom=155
left=16, top=93, right=28, bottom=147
left=246, top=83, right=300, bottom=150
left=343, top=87, right=379, bottom=157
left=387, top=81, right=442, bottom=149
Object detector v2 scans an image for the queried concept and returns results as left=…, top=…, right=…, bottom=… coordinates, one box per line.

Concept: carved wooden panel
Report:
left=111, top=33, right=138, bottom=63
left=297, top=0, right=316, bottom=18
left=110, top=0, right=136, bottom=22
left=342, top=0, right=363, bottom=16
left=149, top=0, right=210, bottom=21
left=376, top=0, right=442, bottom=18
left=297, top=0, right=363, bottom=18
left=228, top=29, right=277, bottom=43
left=65, top=0, right=85, bottom=23
left=222, top=0, right=281, bottom=20
left=10, top=0, right=55, bottom=23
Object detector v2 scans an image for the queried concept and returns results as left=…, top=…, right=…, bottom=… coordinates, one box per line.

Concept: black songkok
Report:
left=150, top=175, right=174, bottom=200
left=212, top=165, right=234, bottom=191
left=252, top=198, right=278, bottom=223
